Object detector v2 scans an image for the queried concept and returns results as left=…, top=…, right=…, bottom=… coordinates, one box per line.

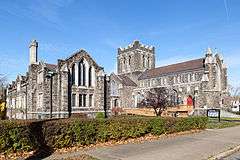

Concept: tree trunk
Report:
left=154, top=108, right=162, bottom=117
left=154, top=108, right=159, bottom=116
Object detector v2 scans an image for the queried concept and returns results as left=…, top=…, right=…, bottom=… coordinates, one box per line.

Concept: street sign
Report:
left=207, top=109, right=220, bottom=122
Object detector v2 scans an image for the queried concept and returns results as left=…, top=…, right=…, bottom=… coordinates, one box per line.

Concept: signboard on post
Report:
left=207, top=109, right=220, bottom=122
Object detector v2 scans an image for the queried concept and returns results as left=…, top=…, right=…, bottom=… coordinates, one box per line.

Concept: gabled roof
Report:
left=65, top=49, right=103, bottom=71
left=138, top=58, right=205, bottom=80
left=45, top=63, right=57, bottom=71
left=111, top=73, right=137, bottom=87
left=118, top=75, right=137, bottom=87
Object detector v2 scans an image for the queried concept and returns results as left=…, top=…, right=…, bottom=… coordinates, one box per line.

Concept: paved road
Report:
left=46, top=126, right=240, bottom=160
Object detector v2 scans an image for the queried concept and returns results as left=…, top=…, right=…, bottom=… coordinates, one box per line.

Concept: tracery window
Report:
left=147, top=57, right=150, bottom=67
left=111, top=81, right=118, bottom=96
left=142, top=55, right=145, bottom=67
left=79, top=94, right=86, bottom=107
left=78, top=60, right=86, bottom=86
left=72, top=64, right=75, bottom=85
left=123, top=57, right=126, bottom=64
left=89, top=94, right=93, bottom=107
left=72, top=94, right=76, bottom=107
left=89, top=66, right=92, bottom=86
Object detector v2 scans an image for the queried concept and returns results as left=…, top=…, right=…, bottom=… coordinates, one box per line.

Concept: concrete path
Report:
left=221, top=110, right=240, bottom=118
left=45, top=126, right=240, bottom=160
left=223, top=151, right=240, bottom=160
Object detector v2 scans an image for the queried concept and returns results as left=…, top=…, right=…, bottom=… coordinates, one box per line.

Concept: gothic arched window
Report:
left=82, top=63, right=85, bottom=86
left=72, top=63, right=75, bottom=85
left=142, top=55, right=145, bottom=67
left=89, top=66, right=92, bottom=86
left=78, top=60, right=86, bottom=86
left=110, top=80, right=118, bottom=96
left=78, top=62, right=81, bottom=86
left=129, top=56, right=131, bottom=65
left=123, top=57, right=126, bottom=64
left=147, top=57, right=150, bottom=67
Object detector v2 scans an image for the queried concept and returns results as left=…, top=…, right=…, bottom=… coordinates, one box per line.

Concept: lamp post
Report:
left=23, top=83, right=28, bottom=120
left=103, top=74, right=109, bottom=118
left=172, top=89, right=178, bottom=105
left=46, top=71, right=56, bottom=119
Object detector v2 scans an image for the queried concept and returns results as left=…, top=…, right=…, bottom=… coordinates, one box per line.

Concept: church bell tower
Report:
left=117, top=40, right=155, bottom=75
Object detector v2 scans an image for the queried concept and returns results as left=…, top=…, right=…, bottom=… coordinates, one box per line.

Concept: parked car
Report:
left=231, top=105, right=240, bottom=112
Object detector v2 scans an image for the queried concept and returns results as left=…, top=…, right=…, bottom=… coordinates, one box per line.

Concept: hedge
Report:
left=0, top=116, right=208, bottom=153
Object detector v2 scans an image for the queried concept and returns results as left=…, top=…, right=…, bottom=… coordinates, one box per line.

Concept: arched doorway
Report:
left=187, top=95, right=193, bottom=106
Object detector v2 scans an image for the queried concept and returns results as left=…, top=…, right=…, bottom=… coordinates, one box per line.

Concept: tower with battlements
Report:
left=117, top=40, right=155, bottom=75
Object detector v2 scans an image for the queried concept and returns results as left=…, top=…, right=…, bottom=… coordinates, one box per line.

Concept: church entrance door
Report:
left=187, top=95, right=193, bottom=106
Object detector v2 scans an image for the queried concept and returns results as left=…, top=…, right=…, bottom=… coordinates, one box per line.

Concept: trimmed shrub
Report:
left=72, top=120, right=97, bottom=145
left=96, top=119, right=109, bottom=142
left=95, top=112, right=105, bottom=119
left=149, top=118, right=166, bottom=135
left=0, top=121, right=38, bottom=153
left=0, top=116, right=208, bottom=153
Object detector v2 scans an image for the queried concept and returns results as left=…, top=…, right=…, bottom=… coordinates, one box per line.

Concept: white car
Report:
left=231, top=105, right=240, bottom=112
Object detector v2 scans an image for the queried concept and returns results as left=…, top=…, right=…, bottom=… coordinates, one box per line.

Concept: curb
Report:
left=208, top=145, right=240, bottom=160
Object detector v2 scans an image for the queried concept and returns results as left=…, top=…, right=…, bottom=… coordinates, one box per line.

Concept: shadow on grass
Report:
left=222, top=119, right=240, bottom=122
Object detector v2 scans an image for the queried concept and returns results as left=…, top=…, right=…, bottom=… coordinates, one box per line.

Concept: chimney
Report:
left=29, top=40, right=38, bottom=65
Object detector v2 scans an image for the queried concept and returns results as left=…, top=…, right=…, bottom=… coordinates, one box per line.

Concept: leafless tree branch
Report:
left=139, top=87, right=174, bottom=116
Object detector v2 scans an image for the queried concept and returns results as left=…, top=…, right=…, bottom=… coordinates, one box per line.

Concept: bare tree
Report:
left=139, top=87, right=173, bottom=116
left=0, top=74, right=7, bottom=120
left=228, top=84, right=240, bottom=98
left=0, top=74, right=7, bottom=102
left=225, top=84, right=240, bottom=108
left=0, top=74, right=7, bottom=86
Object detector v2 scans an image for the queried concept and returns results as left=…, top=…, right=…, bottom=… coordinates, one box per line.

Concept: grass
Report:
left=220, top=117, right=240, bottom=121
left=207, top=118, right=240, bottom=129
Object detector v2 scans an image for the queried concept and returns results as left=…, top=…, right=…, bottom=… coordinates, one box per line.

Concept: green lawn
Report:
left=207, top=117, right=240, bottom=129
left=220, top=117, right=240, bottom=121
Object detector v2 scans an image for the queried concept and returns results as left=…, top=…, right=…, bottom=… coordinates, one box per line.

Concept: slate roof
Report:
left=45, top=63, right=57, bottom=71
left=138, top=58, right=205, bottom=80
left=117, top=75, right=137, bottom=87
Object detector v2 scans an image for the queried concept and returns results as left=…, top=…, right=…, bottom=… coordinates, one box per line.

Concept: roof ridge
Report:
left=45, top=63, right=57, bottom=66
left=138, top=58, right=205, bottom=80
left=153, top=58, right=204, bottom=71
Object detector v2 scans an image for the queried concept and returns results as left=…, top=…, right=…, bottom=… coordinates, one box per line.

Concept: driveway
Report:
left=46, top=126, right=240, bottom=160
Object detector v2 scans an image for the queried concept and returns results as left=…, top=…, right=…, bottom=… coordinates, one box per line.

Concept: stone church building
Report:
left=7, top=40, right=107, bottom=119
left=6, top=40, right=228, bottom=119
left=110, top=40, right=228, bottom=112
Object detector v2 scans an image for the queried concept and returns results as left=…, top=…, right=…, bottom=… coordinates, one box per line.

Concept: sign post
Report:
left=207, top=109, right=220, bottom=122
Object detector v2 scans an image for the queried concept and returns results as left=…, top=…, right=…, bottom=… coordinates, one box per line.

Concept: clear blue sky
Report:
left=0, top=0, right=240, bottom=87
